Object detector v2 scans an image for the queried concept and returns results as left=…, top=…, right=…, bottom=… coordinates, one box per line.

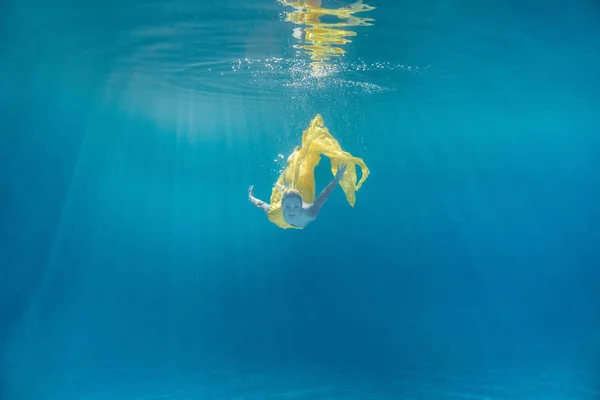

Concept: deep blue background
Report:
left=1, top=0, right=599, bottom=398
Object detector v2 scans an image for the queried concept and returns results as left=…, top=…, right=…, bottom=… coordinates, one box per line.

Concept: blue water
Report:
left=1, top=0, right=599, bottom=399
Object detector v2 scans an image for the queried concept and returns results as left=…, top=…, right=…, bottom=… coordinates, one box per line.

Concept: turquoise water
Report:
left=1, top=0, right=599, bottom=399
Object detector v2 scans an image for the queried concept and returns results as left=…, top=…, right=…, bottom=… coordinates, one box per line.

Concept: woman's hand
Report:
left=334, top=163, right=347, bottom=182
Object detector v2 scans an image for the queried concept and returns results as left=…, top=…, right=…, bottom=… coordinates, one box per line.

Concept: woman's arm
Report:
left=307, top=163, right=346, bottom=217
left=248, top=186, right=269, bottom=214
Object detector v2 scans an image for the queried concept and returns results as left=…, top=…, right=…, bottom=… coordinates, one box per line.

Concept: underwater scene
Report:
left=1, top=0, right=599, bottom=398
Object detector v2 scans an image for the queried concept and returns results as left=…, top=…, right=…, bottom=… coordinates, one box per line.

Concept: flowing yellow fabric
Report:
left=267, top=114, right=370, bottom=229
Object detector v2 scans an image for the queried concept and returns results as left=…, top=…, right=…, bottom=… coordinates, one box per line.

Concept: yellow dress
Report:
left=267, top=114, right=370, bottom=229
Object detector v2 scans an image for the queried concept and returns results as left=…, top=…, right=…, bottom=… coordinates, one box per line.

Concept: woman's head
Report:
left=281, top=189, right=303, bottom=223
